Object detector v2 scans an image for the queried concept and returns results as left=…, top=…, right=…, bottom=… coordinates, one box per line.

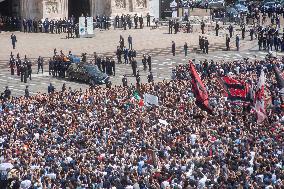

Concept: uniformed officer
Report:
left=229, top=24, right=233, bottom=38
left=24, top=86, right=29, bottom=98
left=139, top=15, right=143, bottom=29
left=16, top=54, right=21, bottom=76
left=142, top=54, right=147, bottom=71
left=4, top=86, right=11, bottom=99
left=49, top=58, right=53, bottom=75
left=204, top=37, right=209, bottom=54
left=131, top=58, right=137, bottom=76
left=146, top=13, right=151, bottom=27
left=241, top=24, right=246, bottom=40
left=23, top=64, right=28, bottom=83
left=37, top=56, right=44, bottom=74
left=147, top=72, right=154, bottom=83
left=147, top=54, right=152, bottom=72
left=201, top=21, right=205, bottom=34
left=215, top=21, right=219, bottom=36
left=226, top=34, right=230, bottom=51
left=101, top=57, right=106, bottom=73
left=27, top=60, right=32, bottom=80
left=97, top=56, right=102, bottom=71
left=111, top=58, right=115, bottom=76
left=122, top=75, right=127, bottom=87
left=136, top=70, right=141, bottom=85
left=48, top=83, right=55, bottom=94
left=9, top=54, right=15, bottom=75
left=134, top=14, right=138, bottom=29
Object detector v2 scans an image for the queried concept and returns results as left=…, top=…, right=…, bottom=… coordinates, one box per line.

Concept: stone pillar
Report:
left=20, top=0, right=42, bottom=19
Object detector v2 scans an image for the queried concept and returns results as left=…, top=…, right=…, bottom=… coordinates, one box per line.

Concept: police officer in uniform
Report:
left=215, top=21, right=219, bottom=36
left=49, top=58, right=54, bottom=75
left=142, top=54, right=147, bottom=71
left=101, top=57, right=106, bottom=73
left=111, top=58, right=115, bottom=76
left=9, top=54, right=15, bottom=75
left=226, top=34, right=230, bottom=51
left=37, top=56, right=44, bottom=74
left=131, top=58, right=137, bottom=76
left=16, top=54, right=21, bottom=76
left=136, top=70, right=141, bottom=85
left=4, top=86, right=11, bottom=99
left=23, top=63, right=28, bottom=83
left=27, top=59, right=32, bottom=80
left=25, top=86, right=29, bottom=98
left=201, top=20, right=205, bottom=34
left=147, top=13, right=151, bottom=27
left=147, top=72, right=154, bottom=83
left=122, top=75, right=128, bottom=87
left=147, top=54, right=152, bottom=72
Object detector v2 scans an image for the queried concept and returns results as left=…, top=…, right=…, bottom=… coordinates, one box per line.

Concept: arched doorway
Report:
left=0, top=0, right=12, bottom=16
left=68, top=0, right=90, bottom=20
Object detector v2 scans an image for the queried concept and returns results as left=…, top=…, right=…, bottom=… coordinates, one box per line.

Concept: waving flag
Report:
left=273, top=64, right=284, bottom=96
left=255, top=70, right=266, bottom=123
left=189, top=61, right=213, bottom=114
left=219, top=76, right=250, bottom=102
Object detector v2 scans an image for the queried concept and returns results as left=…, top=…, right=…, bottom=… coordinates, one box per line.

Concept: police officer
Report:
left=37, top=56, right=44, bottom=74
left=147, top=72, right=154, bottom=83
left=139, top=15, right=143, bottom=29
left=142, top=54, right=147, bottom=71
left=226, top=34, right=230, bottom=51
left=146, top=13, right=151, bottom=27
left=97, top=56, right=102, bottom=71
left=24, top=86, right=29, bottom=98
left=169, top=19, right=173, bottom=34
left=9, top=54, right=15, bottom=75
left=16, top=54, right=21, bottom=76
left=111, top=58, right=116, bottom=76
left=204, top=37, right=209, bottom=54
left=172, top=41, right=176, bottom=56
left=27, top=60, right=32, bottom=80
left=101, top=57, right=106, bottom=73
left=147, top=54, right=152, bottom=72
left=4, top=86, right=11, bottom=99
left=136, top=70, right=141, bottom=85
left=201, top=20, right=205, bottom=34
left=49, top=58, right=53, bottom=75
left=229, top=24, right=233, bottom=38
left=23, top=64, right=28, bottom=83
left=48, top=83, right=55, bottom=94
left=215, top=21, right=219, bottom=36
left=122, top=75, right=128, bottom=87
left=131, top=58, right=137, bottom=76
left=241, top=24, right=246, bottom=40
left=134, top=14, right=138, bottom=29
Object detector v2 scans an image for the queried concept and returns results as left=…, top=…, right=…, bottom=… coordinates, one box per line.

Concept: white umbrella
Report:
left=0, top=162, right=13, bottom=171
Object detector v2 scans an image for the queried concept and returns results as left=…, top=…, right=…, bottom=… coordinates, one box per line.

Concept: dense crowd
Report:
left=0, top=54, right=283, bottom=189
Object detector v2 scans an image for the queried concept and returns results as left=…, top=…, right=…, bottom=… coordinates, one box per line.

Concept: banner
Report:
left=86, top=17, right=94, bottom=35
left=79, top=17, right=86, bottom=36
left=189, top=61, right=213, bottom=114
left=144, top=93, right=159, bottom=106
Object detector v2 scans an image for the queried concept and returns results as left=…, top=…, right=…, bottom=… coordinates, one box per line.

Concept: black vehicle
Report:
left=66, top=63, right=109, bottom=86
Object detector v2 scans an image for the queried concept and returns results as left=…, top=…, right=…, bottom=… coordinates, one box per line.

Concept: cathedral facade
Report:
left=17, top=0, right=149, bottom=19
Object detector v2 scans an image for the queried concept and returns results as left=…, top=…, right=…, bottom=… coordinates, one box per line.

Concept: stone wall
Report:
left=19, top=0, right=150, bottom=19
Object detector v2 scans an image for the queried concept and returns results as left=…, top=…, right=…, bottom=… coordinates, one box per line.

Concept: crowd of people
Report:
left=0, top=53, right=283, bottom=188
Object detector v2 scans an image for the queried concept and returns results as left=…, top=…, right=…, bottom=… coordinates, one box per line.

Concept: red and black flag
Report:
left=219, top=76, right=250, bottom=102
left=189, top=61, right=213, bottom=114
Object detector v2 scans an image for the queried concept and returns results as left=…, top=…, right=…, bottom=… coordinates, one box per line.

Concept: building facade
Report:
left=2, top=0, right=150, bottom=19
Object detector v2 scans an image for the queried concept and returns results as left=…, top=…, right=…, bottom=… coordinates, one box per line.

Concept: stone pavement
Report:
left=0, top=48, right=280, bottom=97
left=0, top=23, right=278, bottom=97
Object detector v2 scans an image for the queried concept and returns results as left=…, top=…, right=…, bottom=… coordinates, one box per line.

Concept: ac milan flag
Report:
left=255, top=70, right=266, bottom=123
left=189, top=61, right=213, bottom=114
left=273, top=64, right=284, bottom=96
left=219, top=76, right=250, bottom=102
